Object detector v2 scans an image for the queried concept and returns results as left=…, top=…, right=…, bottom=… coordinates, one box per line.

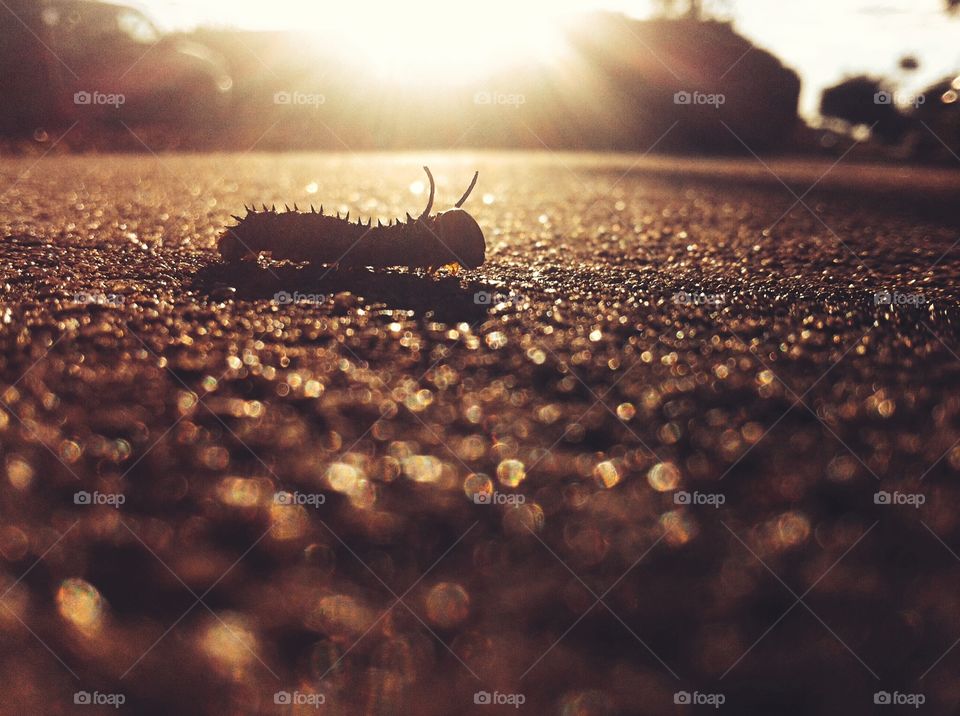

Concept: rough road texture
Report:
left=0, top=153, right=959, bottom=715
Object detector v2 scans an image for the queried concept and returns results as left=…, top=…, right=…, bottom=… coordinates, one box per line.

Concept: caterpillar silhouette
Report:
left=219, top=167, right=484, bottom=274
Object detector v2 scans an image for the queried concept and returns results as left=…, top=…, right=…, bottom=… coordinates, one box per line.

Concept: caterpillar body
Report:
left=219, top=167, right=484, bottom=274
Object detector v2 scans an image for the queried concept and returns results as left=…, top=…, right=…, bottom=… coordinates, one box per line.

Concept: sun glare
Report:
left=304, top=0, right=572, bottom=85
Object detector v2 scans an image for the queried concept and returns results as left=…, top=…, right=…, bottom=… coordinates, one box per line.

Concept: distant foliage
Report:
left=820, top=76, right=911, bottom=143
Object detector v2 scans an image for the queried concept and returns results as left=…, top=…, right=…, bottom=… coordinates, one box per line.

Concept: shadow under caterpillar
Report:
left=218, top=167, right=484, bottom=275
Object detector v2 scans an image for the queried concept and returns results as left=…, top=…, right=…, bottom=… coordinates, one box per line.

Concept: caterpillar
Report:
left=219, top=167, right=484, bottom=274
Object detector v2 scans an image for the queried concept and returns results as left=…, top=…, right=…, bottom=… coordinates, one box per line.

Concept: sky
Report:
left=133, top=0, right=960, bottom=117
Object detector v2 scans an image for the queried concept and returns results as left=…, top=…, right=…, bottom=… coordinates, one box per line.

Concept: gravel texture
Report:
left=0, top=152, right=959, bottom=715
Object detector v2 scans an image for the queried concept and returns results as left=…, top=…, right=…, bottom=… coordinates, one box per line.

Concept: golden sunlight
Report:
left=286, top=0, right=570, bottom=84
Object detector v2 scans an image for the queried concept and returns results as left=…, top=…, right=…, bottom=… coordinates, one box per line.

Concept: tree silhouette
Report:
left=820, top=76, right=912, bottom=144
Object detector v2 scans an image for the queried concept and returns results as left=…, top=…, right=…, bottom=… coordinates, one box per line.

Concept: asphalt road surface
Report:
left=1, top=152, right=959, bottom=715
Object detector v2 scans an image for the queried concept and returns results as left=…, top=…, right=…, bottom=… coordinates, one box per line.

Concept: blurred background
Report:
left=0, top=0, right=958, bottom=161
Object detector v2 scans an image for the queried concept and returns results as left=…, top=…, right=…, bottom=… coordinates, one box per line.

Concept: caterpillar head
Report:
left=420, top=167, right=485, bottom=270
left=434, top=209, right=485, bottom=269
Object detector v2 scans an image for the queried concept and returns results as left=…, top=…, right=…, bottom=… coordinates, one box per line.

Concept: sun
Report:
left=143, top=0, right=580, bottom=85
left=307, top=0, right=572, bottom=86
